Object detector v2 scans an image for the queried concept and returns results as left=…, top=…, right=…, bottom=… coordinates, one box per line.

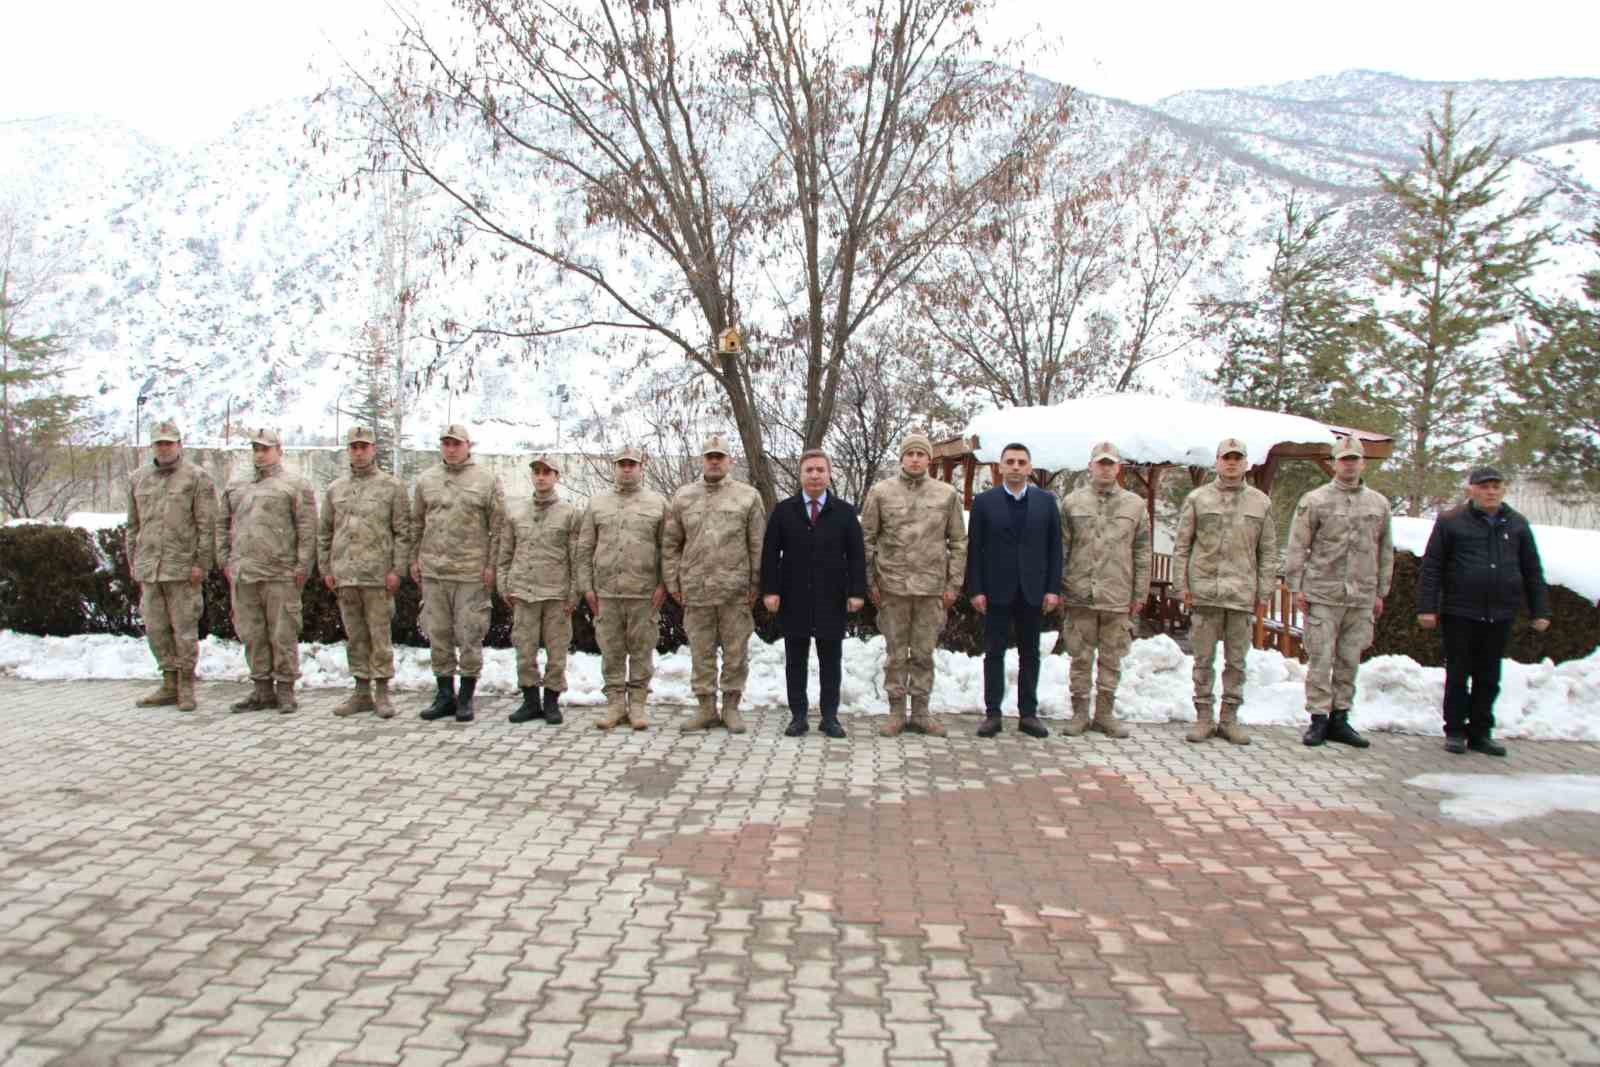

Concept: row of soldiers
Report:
left=125, top=418, right=1433, bottom=745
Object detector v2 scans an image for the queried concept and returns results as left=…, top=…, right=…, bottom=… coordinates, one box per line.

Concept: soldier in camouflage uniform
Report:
left=498, top=453, right=581, bottom=726
left=1285, top=435, right=1394, bottom=749
left=665, top=434, right=766, bottom=734
left=1173, top=438, right=1278, bottom=745
left=127, top=419, right=216, bottom=712
left=1058, top=441, right=1152, bottom=739
left=218, top=428, right=317, bottom=713
left=577, top=445, right=667, bottom=730
left=318, top=426, right=411, bottom=719
left=411, top=424, right=505, bottom=724
left=860, top=432, right=968, bottom=737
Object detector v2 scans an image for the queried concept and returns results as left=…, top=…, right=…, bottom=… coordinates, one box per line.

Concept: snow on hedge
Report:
left=1392, top=516, right=1600, bottom=605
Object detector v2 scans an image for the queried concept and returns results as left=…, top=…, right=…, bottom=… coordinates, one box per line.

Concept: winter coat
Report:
left=127, top=457, right=217, bottom=582
left=496, top=494, right=582, bottom=603
left=577, top=484, right=668, bottom=598
left=1173, top=479, right=1278, bottom=613
left=1058, top=484, right=1152, bottom=612
left=1416, top=501, right=1550, bottom=622
left=1283, top=479, right=1393, bottom=607
left=218, top=462, right=317, bottom=583
left=662, top=477, right=766, bottom=606
left=860, top=472, right=968, bottom=598
left=759, top=492, right=866, bottom=640
left=411, top=460, right=505, bottom=580
left=317, top=465, right=411, bottom=588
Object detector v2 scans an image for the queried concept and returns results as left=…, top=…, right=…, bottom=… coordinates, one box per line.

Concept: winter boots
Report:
left=720, top=692, right=746, bottom=735
left=682, top=694, right=720, bottom=732
left=372, top=679, right=396, bottom=718
left=509, top=687, right=542, bottom=723
left=1062, top=701, right=1092, bottom=737
left=1215, top=704, right=1250, bottom=745
left=334, top=678, right=374, bottom=717
left=455, top=677, right=478, bottom=723
left=907, top=696, right=946, bottom=737
left=879, top=696, right=908, bottom=737
left=231, top=679, right=277, bottom=713
left=275, top=681, right=298, bottom=714
left=137, top=671, right=179, bottom=708
left=1325, top=709, right=1369, bottom=748
left=420, top=676, right=457, bottom=720
left=542, top=689, right=563, bottom=724
left=176, top=670, right=197, bottom=712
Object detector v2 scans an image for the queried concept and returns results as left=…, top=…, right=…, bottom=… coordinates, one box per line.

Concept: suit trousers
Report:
left=1440, top=615, right=1512, bottom=739
left=982, top=595, right=1043, bottom=716
left=784, top=635, right=843, bottom=720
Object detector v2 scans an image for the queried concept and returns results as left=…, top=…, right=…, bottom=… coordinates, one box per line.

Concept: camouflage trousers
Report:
left=513, top=599, right=572, bottom=692
left=1190, top=606, right=1251, bottom=711
left=1303, top=601, right=1374, bottom=714
left=141, top=579, right=202, bottom=672
left=684, top=601, right=754, bottom=697
left=1064, top=607, right=1134, bottom=710
left=337, top=586, right=395, bottom=680
left=233, top=579, right=303, bottom=683
left=421, top=579, right=491, bottom=677
left=878, top=594, right=945, bottom=700
left=594, top=597, right=657, bottom=699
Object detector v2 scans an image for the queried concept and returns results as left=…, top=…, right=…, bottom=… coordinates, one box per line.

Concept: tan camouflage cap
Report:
left=347, top=425, right=377, bottom=445
left=151, top=420, right=181, bottom=444
left=529, top=452, right=561, bottom=473
left=900, top=432, right=934, bottom=457
left=1216, top=437, right=1248, bottom=459
left=1333, top=435, right=1364, bottom=460
left=1089, top=440, right=1122, bottom=464
left=701, top=433, right=733, bottom=456
left=614, top=444, right=645, bottom=463
left=250, top=428, right=282, bottom=448
left=440, top=423, right=471, bottom=444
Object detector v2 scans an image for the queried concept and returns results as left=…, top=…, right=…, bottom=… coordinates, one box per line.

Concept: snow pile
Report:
left=1392, top=516, right=1600, bottom=605
left=4, top=629, right=1598, bottom=741
left=964, top=394, right=1337, bottom=471
left=1406, top=773, right=1600, bottom=826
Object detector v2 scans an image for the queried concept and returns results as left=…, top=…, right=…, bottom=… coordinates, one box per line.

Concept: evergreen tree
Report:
left=0, top=272, right=91, bottom=518
left=1367, top=93, right=1551, bottom=515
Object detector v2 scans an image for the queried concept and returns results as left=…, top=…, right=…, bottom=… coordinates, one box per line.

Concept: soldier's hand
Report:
left=651, top=585, right=667, bottom=611
left=564, top=599, right=575, bottom=617
left=482, top=567, right=494, bottom=591
left=293, top=569, right=307, bottom=589
left=1372, top=595, right=1384, bottom=620
left=1417, top=613, right=1438, bottom=630
left=763, top=594, right=780, bottom=613
left=869, top=588, right=881, bottom=608
left=223, top=565, right=233, bottom=583
left=1044, top=593, right=1060, bottom=614
left=847, top=597, right=863, bottom=613
left=970, top=594, right=987, bottom=615
left=189, top=566, right=203, bottom=587
left=585, top=592, right=599, bottom=617
left=1127, top=599, right=1139, bottom=617
left=410, top=561, right=421, bottom=583
left=385, top=572, right=400, bottom=594
left=1256, top=600, right=1268, bottom=616
left=322, top=575, right=336, bottom=592
left=748, top=590, right=759, bottom=607
left=508, top=595, right=519, bottom=607
left=1293, top=593, right=1308, bottom=615
left=1532, top=617, right=1551, bottom=633
left=668, top=589, right=681, bottom=605
left=942, top=590, right=957, bottom=611
left=1181, top=591, right=1192, bottom=610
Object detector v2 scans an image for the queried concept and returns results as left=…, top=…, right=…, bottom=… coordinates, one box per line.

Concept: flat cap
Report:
left=1089, top=440, right=1122, bottom=464
left=1468, top=465, right=1505, bottom=485
left=250, top=427, right=282, bottom=448
left=529, top=452, right=561, bottom=473
left=1216, top=437, right=1248, bottom=459
left=440, top=423, right=472, bottom=444
left=900, top=432, right=934, bottom=458
left=151, top=420, right=181, bottom=444
left=615, top=444, right=645, bottom=463
left=347, top=425, right=377, bottom=445
left=1333, top=435, right=1364, bottom=460
left=701, top=433, right=733, bottom=456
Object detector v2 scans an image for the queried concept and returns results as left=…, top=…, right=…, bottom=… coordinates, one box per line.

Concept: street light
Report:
left=135, top=374, right=157, bottom=447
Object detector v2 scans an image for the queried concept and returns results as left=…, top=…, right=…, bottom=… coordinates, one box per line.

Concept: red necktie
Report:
left=809, top=498, right=820, bottom=526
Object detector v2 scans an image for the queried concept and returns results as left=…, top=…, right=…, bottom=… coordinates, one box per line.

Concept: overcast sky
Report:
left=4, top=0, right=1597, bottom=146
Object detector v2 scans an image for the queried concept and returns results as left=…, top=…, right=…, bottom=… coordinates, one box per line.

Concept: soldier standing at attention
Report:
left=578, top=445, right=668, bottom=731
left=860, top=433, right=968, bottom=737
left=318, top=426, right=411, bottom=719
left=498, top=453, right=582, bottom=726
left=127, top=419, right=216, bottom=713
left=665, top=434, right=766, bottom=735
left=1173, top=438, right=1277, bottom=745
left=1285, top=435, right=1394, bottom=749
left=1058, top=441, right=1152, bottom=739
left=218, top=429, right=316, bottom=713
left=411, top=424, right=505, bottom=724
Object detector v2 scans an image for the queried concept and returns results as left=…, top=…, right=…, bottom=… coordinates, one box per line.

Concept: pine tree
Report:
left=0, top=272, right=91, bottom=518
left=1367, top=93, right=1551, bottom=515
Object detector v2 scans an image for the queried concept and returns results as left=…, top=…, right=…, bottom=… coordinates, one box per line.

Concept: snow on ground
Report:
left=1392, top=516, right=1600, bottom=606
left=1406, top=774, right=1600, bottom=826
left=964, top=394, right=1337, bottom=471
left=3, top=629, right=1598, bottom=741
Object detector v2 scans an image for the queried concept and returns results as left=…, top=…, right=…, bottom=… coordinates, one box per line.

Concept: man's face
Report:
left=1468, top=479, right=1505, bottom=512
left=251, top=443, right=281, bottom=468
left=702, top=452, right=730, bottom=481
left=531, top=464, right=559, bottom=493
left=440, top=437, right=470, bottom=464
left=1089, top=458, right=1120, bottom=487
left=1334, top=456, right=1365, bottom=483
left=800, top=457, right=831, bottom=496
left=615, top=459, right=642, bottom=487
left=901, top=448, right=930, bottom=477
left=999, top=449, right=1032, bottom=488
left=152, top=440, right=180, bottom=464
left=1215, top=451, right=1247, bottom=480
left=348, top=441, right=376, bottom=468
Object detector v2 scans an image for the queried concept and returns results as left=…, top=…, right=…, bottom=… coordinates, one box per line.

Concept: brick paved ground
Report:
left=2, top=677, right=1598, bottom=1066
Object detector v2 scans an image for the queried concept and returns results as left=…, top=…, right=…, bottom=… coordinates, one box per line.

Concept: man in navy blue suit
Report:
left=965, top=443, right=1063, bottom=738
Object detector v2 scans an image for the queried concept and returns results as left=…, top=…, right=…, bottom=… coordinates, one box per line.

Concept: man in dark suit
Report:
left=966, top=442, right=1063, bottom=738
left=760, top=449, right=867, bottom=738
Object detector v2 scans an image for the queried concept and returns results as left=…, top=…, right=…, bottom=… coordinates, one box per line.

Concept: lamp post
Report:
left=135, top=374, right=156, bottom=448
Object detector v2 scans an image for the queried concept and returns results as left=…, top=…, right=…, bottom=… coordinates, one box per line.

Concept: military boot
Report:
left=420, top=676, right=457, bottom=720
left=1062, top=700, right=1092, bottom=737
left=1090, top=694, right=1130, bottom=739
left=542, top=689, right=563, bottom=725
left=596, top=694, right=629, bottom=730
left=455, top=677, right=478, bottom=723
left=372, top=679, right=396, bottom=718
left=333, top=678, right=373, bottom=717
left=682, top=694, right=721, bottom=732
left=176, top=670, right=198, bottom=712
left=275, top=681, right=299, bottom=714
left=908, top=696, right=947, bottom=737
left=1186, top=705, right=1215, bottom=743
left=231, top=679, right=276, bottom=713
left=627, top=692, right=650, bottom=731
left=720, top=692, right=747, bottom=735
left=1326, top=710, right=1370, bottom=749
left=508, top=687, right=542, bottom=723
left=1302, top=713, right=1330, bottom=747
left=1216, top=704, right=1250, bottom=745
left=879, top=696, right=908, bottom=737
left=137, top=671, right=180, bottom=707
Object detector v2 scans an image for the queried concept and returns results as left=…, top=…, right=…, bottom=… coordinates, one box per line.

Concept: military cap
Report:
left=900, top=432, right=934, bottom=458
left=615, top=444, right=645, bottom=463
left=440, top=423, right=472, bottom=444
left=701, top=433, right=733, bottom=456
left=1333, top=435, right=1364, bottom=460
left=529, top=452, right=561, bottom=473
left=1089, top=440, right=1122, bottom=464
left=151, top=420, right=181, bottom=444
left=1468, top=465, right=1505, bottom=485
left=1216, top=437, right=1248, bottom=459
left=347, top=425, right=377, bottom=445
left=250, top=428, right=282, bottom=448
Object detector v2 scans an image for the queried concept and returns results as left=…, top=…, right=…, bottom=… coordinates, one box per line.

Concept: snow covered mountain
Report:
left=3, top=70, right=1596, bottom=451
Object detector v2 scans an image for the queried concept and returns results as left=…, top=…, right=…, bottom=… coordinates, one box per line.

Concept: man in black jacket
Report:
left=760, top=449, right=867, bottom=737
left=965, top=443, right=1063, bottom=739
left=1416, top=467, right=1551, bottom=755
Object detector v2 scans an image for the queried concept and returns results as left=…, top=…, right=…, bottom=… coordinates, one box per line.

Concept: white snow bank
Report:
left=1406, top=773, right=1600, bottom=826
left=4, top=512, right=127, bottom=531
left=1392, top=516, right=1600, bottom=605
left=4, top=629, right=1598, bottom=741
left=964, top=394, right=1337, bottom=471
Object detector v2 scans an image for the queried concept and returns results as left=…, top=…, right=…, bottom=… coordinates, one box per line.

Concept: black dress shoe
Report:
left=819, top=717, right=846, bottom=738
left=784, top=717, right=809, bottom=737
left=1326, top=710, right=1370, bottom=748
left=1018, top=716, right=1049, bottom=738
left=1468, top=736, right=1508, bottom=757
left=1302, top=714, right=1329, bottom=746
left=1443, top=733, right=1468, bottom=754
left=976, top=716, right=1002, bottom=738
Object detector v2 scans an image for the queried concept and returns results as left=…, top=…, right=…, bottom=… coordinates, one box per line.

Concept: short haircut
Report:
left=1000, top=442, right=1031, bottom=459
left=799, top=449, right=831, bottom=469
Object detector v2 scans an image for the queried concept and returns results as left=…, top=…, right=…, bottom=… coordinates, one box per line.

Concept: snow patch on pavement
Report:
left=1406, top=773, right=1600, bottom=825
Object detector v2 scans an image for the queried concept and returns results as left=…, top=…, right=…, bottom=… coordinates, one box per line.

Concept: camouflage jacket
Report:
left=860, top=472, right=968, bottom=598
left=1059, top=484, right=1152, bottom=611
left=1173, top=479, right=1278, bottom=612
left=1284, top=479, right=1394, bottom=606
left=663, top=477, right=766, bottom=606
left=218, top=462, right=317, bottom=583
left=317, top=465, right=412, bottom=588
left=578, top=484, right=667, bottom=598
left=411, top=460, right=505, bottom=580
left=127, top=457, right=217, bottom=583
left=497, top=493, right=582, bottom=603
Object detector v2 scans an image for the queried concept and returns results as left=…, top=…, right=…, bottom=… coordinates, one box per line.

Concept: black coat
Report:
left=964, top=485, right=1063, bottom=607
left=1416, top=501, right=1550, bottom=623
left=759, top=493, right=867, bottom=640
